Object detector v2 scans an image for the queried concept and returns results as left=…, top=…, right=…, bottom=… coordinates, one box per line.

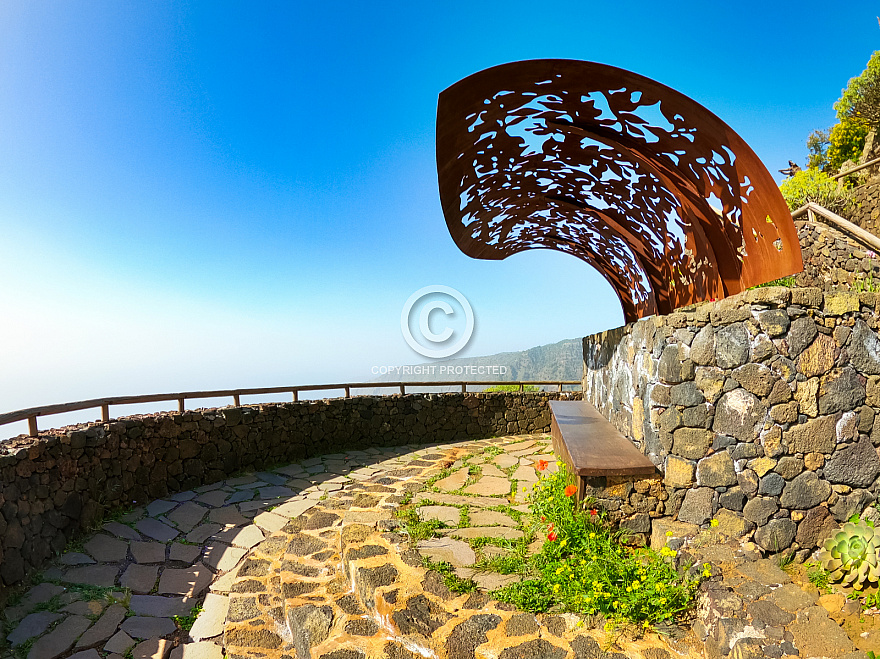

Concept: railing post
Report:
left=27, top=416, right=37, bottom=437
left=558, top=383, right=562, bottom=393
left=399, top=384, right=405, bottom=395
left=292, top=390, right=299, bottom=402
left=178, top=398, right=185, bottom=414
left=344, top=386, right=351, bottom=398
left=461, top=383, right=466, bottom=393
left=233, top=393, right=240, bottom=407
left=520, top=383, right=524, bottom=392
left=101, top=404, right=110, bottom=423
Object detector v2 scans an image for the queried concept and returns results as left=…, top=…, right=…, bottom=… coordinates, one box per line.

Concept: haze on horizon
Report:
left=0, top=1, right=877, bottom=438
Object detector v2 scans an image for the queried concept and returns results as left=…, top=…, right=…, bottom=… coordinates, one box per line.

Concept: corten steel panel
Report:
left=436, top=60, right=803, bottom=323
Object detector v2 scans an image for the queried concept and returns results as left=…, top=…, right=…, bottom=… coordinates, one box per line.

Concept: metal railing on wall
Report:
left=0, top=381, right=582, bottom=437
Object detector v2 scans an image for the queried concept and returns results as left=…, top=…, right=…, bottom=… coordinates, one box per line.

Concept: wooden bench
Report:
left=549, top=400, right=657, bottom=500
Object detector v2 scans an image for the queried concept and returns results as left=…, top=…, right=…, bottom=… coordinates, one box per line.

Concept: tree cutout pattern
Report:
left=436, top=60, right=802, bottom=322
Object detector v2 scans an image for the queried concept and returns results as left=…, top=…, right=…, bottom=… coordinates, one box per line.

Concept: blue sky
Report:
left=0, top=1, right=878, bottom=434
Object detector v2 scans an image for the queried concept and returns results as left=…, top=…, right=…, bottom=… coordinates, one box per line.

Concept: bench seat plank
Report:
left=549, top=400, right=656, bottom=478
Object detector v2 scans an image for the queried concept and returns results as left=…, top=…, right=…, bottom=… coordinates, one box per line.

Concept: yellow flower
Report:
left=710, top=519, right=719, bottom=528
left=589, top=533, right=595, bottom=538
left=560, top=539, right=567, bottom=547
left=665, top=530, right=673, bottom=537
left=556, top=567, right=564, bottom=575
left=553, top=584, right=560, bottom=592
left=632, top=581, right=640, bottom=589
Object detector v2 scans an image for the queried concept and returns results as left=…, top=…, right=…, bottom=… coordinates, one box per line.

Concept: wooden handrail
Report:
left=0, top=381, right=582, bottom=436
left=792, top=202, right=880, bottom=253
left=831, top=155, right=880, bottom=181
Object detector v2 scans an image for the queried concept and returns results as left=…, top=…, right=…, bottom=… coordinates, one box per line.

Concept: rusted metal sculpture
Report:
left=436, top=60, right=803, bottom=322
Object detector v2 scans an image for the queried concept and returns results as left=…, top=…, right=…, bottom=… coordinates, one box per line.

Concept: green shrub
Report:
left=483, top=384, right=539, bottom=392
left=778, top=168, right=852, bottom=216
left=491, top=465, right=701, bottom=629
left=835, top=50, right=880, bottom=128
left=827, top=120, right=870, bottom=173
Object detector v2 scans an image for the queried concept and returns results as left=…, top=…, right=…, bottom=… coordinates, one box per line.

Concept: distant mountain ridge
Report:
left=373, top=338, right=582, bottom=386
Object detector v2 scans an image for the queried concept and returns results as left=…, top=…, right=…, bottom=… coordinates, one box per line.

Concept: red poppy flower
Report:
left=541, top=515, right=546, bottom=522
left=547, top=523, right=554, bottom=533
left=536, top=459, right=548, bottom=471
left=590, top=509, right=598, bottom=516
left=564, top=485, right=577, bottom=497
left=547, top=531, right=558, bottom=541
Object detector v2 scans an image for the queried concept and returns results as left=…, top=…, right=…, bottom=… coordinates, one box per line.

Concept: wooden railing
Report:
left=0, top=381, right=582, bottom=437
left=830, top=155, right=880, bottom=181
left=792, top=202, right=880, bottom=253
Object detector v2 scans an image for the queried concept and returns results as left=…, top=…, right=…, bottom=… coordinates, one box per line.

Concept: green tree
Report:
left=827, top=120, right=870, bottom=172
left=807, top=129, right=830, bottom=170
left=835, top=50, right=880, bottom=128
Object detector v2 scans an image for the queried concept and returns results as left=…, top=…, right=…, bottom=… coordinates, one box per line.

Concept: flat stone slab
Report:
left=83, top=535, right=129, bottom=562
left=447, top=526, right=523, bottom=540
left=266, top=498, right=316, bottom=518
left=417, top=538, right=476, bottom=567
left=225, top=490, right=255, bottom=504
left=102, top=521, right=142, bottom=541
left=211, top=525, right=264, bottom=549
left=69, top=650, right=101, bottom=659
left=28, top=614, right=92, bottom=659
left=169, top=542, right=202, bottom=563
left=157, top=563, right=212, bottom=596
left=131, top=541, right=167, bottom=564
left=165, top=502, right=207, bottom=531
left=132, top=637, right=173, bottom=659
left=129, top=595, right=194, bottom=618
left=7, top=611, right=63, bottom=646
left=59, top=552, right=96, bottom=566
left=493, top=454, right=520, bottom=469
left=462, top=477, right=511, bottom=496
left=196, top=490, right=229, bottom=508
left=120, top=615, right=176, bottom=639
left=414, top=492, right=507, bottom=508
left=120, top=563, right=159, bottom=594
left=510, top=465, right=539, bottom=482
left=63, top=565, right=119, bottom=588
left=434, top=468, right=469, bottom=491
left=62, top=600, right=105, bottom=616
left=469, top=510, right=517, bottom=527
left=258, top=485, right=296, bottom=499
left=76, top=604, right=127, bottom=648
left=186, top=523, right=223, bottom=544
left=103, top=630, right=136, bottom=654
left=252, top=511, right=288, bottom=532
left=203, top=543, right=247, bottom=572
left=207, top=506, right=249, bottom=527
left=418, top=506, right=461, bottom=526
left=189, top=593, right=228, bottom=641
left=479, top=464, right=508, bottom=478
left=146, top=500, right=177, bottom=517
left=136, top=518, right=179, bottom=542
left=170, top=641, right=224, bottom=659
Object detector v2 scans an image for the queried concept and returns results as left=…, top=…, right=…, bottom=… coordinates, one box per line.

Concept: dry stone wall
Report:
left=583, top=287, right=880, bottom=558
left=850, top=175, right=880, bottom=234
left=0, top=391, right=579, bottom=593
left=795, top=215, right=880, bottom=291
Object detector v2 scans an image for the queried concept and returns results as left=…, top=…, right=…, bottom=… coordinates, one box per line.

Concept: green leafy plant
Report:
left=827, top=120, right=870, bottom=173
left=422, top=557, right=478, bottom=593
left=817, top=520, right=880, bottom=590
left=749, top=276, right=796, bottom=290
left=855, top=273, right=879, bottom=293
left=483, top=384, right=540, bottom=392
left=835, top=50, right=880, bottom=128
left=491, top=465, right=701, bottom=629
left=779, top=168, right=853, bottom=216
left=173, top=604, right=203, bottom=631
left=806, top=562, right=831, bottom=591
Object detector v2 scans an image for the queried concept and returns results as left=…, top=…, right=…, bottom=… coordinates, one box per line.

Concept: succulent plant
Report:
left=817, top=520, right=880, bottom=590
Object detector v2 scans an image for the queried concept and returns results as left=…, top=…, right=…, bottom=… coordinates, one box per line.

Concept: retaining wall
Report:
left=583, top=287, right=880, bottom=558
left=0, top=391, right=579, bottom=592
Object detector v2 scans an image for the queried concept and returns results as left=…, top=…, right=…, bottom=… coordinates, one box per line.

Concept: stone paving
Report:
left=0, top=435, right=870, bottom=659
